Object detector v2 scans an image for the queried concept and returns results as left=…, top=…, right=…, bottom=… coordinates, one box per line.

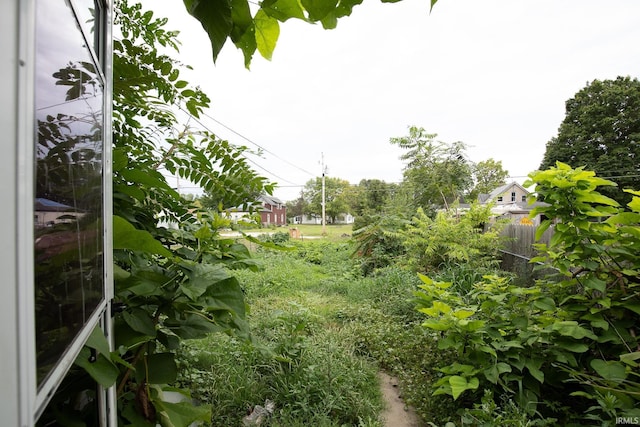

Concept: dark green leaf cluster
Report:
left=182, top=0, right=441, bottom=67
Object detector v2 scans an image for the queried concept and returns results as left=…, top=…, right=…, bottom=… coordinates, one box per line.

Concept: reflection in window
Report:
left=34, top=0, right=104, bottom=386
left=74, top=0, right=102, bottom=59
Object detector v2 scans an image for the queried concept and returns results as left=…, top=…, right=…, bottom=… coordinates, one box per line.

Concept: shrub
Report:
left=401, top=203, right=506, bottom=274
left=259, top=230, right=290, bottom=244
left=414, top=163, right=640, bottom=425
left=352, top=214, right=407, bottom=275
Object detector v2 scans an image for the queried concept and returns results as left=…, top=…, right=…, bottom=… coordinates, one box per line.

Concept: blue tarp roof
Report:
left=35, top=198, right=76, bottom=212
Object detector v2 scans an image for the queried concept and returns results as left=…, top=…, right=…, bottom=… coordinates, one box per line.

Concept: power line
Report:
left=199, top=110, right=317, bottom=177
left=175, top=105, right=303, bottom=186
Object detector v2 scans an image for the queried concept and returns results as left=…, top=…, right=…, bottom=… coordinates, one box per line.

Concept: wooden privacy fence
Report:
left=498, top=223, right=558, bottom=283
left=500, top=223, right=554, bottom=258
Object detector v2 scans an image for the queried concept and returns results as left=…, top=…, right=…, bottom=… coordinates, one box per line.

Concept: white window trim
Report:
left=5, top=0, right=115, bottom=424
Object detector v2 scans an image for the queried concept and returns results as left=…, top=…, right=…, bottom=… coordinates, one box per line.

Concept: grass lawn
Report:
left=287, top=223, right=353, bottom=240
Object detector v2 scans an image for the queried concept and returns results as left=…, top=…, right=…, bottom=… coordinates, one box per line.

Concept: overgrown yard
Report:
left=173, top=166, right=640, bottom=427
left=175, top=239, right=447, bottom=426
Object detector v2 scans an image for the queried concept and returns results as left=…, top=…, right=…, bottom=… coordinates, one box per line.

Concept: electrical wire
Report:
left=175, top=105, right=303, bottom=187
left=199, top=110, right=317, bottom=177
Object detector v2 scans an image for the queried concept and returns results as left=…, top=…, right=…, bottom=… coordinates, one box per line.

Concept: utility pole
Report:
left=321, top=153, right=327, bottom=235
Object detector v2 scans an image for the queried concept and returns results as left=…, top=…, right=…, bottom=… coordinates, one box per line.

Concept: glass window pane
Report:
left=34, top=0, right=105, bottom=386
left=74, top=0, right=102, bottom=60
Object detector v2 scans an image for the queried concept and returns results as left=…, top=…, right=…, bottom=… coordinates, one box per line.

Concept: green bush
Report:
left=414, top=163, right=640, bottom=425
left=352, top=214, right=407, bottom=275
left=259, top=231, right=290, bottom=244
left=402, top=203, right=506, bottom=274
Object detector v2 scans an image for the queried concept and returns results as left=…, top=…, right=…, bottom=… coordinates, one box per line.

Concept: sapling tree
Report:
left=390, top=126, right=473, bottom=211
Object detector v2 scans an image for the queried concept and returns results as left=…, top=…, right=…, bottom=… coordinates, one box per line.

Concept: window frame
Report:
left=17, top=0, right=114, bottom=424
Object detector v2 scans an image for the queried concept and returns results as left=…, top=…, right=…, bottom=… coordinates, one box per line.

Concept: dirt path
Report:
left=379, top=372, right=422, bottom=427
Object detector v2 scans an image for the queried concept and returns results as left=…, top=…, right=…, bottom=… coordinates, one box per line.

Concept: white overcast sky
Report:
left=142, top=0, right=640, bottom=201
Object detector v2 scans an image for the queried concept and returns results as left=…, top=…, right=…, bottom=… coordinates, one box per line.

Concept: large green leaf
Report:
left=114, top=318, right=154, bottom=350
left=421, top=319, right=452, bottom=331
left=261, top=0, right=307, bottom=22
left=113, top=215, right=173, bottom=257
left=75, top=347, right=119, bottom=388
left=551, top=321, right=597, bottom=340
left=182, top=262, right=233, bottom=300
left=524, top=359, right=545, bottom=384
left=229, top=0, right=256, bottom=66
left=320, top=0, right=363, bottom=29
left=119, top=168, right=178, bottom=198
left=620, top=352, right=640, bottom=367
left=85, top=325, right=111, bottom=357
left=301, top=0, right=338, bottom=21
left=606, top=212, right=640, bottom=225
left=155, top=399, right=211, bottom=427
left=583, top=276, right=606, bottom=292
left=449, top=375, right=479, bottom=400
left=164, top=313, right=224, bottom=339
left=146, top=353, right=178, bottom=384
left=590, top=359, right=627, bottom=382
left=183, top=0, right=233, bottom=62
left=485, top=362, right=511, bottom=384
left=533, top=296, right=556, bottom=311
left=254, top=9, right=280, bottom=60
left=123, top=308, right=157, bottom=337
left=120, top=270, right=171, bottom=297
left=201, top=276, right=247, bottom=317
left=575, top=190, right=620, bottom=207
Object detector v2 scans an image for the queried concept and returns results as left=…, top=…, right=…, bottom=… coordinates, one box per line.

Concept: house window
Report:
left=511, top=192, right=516, bottom=202
left=522, top=195, right=527, bottom=202
left=497, top=196, right=503, bottom=202
left=34, top=0, right=108, bottom=390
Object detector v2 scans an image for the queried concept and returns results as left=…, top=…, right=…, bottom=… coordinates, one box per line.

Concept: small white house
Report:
left=292, top=212, right=355, bottom=225
left=479, top=182, right=546, bottom=226
left=34, top=198, right=84, bottom=228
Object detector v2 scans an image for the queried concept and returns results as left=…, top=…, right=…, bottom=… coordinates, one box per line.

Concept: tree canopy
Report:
left=181, top=0, right=439, bottom=66
left=303, top=176, right=351, bottom=223
left=467, top=158, right=509, bottom=202
left=390, top=126, right=473, bottom=211
left=540, top=76, right=640, bottom=203
left=349, top=178, right=394, bottom=216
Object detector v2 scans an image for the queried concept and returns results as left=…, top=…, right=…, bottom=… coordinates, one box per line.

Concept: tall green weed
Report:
left=402, top=203, right=506, bottom=274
